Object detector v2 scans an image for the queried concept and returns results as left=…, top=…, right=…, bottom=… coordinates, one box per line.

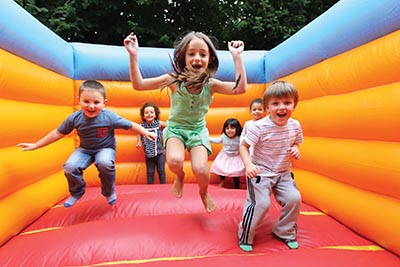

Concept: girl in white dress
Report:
left=210, top=118, right=244, bottom=189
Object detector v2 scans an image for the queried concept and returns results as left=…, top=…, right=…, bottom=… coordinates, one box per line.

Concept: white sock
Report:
left=63, top=196, right=79, bottom=207
left=106, top=193, right=117, bottom=205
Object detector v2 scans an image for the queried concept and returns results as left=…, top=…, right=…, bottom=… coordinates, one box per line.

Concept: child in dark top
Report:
left=209, top=118, right=245, bottom=189
left=17, top=80, right=156, bottom=207
left=136, top=102, right=167, bottom=184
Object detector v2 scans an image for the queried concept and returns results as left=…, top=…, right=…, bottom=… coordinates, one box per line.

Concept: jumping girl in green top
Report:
left=124, top=31, right=247, bottom=213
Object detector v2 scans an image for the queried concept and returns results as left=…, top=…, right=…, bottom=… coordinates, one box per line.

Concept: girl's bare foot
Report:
left=173, top=176, right=184, bottom=198
left=201, top=193, right=216, bottom=213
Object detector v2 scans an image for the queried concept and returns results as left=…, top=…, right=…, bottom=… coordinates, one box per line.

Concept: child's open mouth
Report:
left=192, top=64, right=202, bottom=70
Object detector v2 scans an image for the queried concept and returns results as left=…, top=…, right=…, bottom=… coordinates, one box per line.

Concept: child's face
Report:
left=266, top=96, right=295, bottom=126
left=185, top=37, right=210, bottom=73
left=78, top=89, right=106, bottom=119
left=250, top=102, right=266, bottom=121
left=225, top=125, right=237, bottom=138
left=143, top=106, right=156, bottom=123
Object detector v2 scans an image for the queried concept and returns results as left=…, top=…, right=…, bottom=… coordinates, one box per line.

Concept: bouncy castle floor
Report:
left=0, top=184, right=399, bottom=267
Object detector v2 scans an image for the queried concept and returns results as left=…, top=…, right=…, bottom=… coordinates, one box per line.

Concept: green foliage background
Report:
left=15, top=0, right=338, bottom=50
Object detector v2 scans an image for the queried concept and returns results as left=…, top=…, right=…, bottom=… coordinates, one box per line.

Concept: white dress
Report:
left=210, top=134, right=245, bottom=177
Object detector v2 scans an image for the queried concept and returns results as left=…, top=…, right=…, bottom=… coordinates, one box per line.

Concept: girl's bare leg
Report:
left=190, top=146, right=216, bottom=213
left=166, top=138, right=185, bottom=198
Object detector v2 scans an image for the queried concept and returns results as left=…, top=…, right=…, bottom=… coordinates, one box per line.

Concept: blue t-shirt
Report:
left=58, top=109, right=132, bottom=150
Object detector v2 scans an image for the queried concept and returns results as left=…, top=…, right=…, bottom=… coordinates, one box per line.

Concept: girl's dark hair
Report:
left=165, top=32, right=219, bottom=94
left=222, top=118, right=243, bottom=137
left=140, top=102, right=161, bottom=122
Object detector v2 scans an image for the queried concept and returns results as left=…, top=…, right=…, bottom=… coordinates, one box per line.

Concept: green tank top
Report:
left=167, top=82, right=212, bottom=130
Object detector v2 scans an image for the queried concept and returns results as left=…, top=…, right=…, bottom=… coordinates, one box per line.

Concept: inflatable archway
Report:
left=0, top=0, right=399, bottom=266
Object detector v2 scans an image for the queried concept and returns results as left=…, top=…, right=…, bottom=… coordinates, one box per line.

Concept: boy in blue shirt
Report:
left=17, top=80, right=156, bottom=207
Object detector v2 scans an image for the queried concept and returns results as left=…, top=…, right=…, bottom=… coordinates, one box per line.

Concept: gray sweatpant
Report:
left=238, top=171, right=301, bottom=245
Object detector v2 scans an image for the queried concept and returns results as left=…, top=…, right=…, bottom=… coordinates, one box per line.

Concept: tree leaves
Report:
left=15, top=0, right=338, bottom=49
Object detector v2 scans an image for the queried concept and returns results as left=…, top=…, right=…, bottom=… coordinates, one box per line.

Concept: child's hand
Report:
left=228, top=40, right=244, bottom=55
left=288, top=144, right=300, bottom=159
left=124, top=33, right=139, bottom=55
left=136, top=142, right=142, bottom=149
left=144, top=132, right=157, bottom=141
left=16, top=143, right=37, bottom=151
left=244, top=163, right=260, bottom=179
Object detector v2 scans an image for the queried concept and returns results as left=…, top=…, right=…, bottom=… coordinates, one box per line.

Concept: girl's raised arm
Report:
left=211, top=40, right=247, bottom=95
left=124, top=33, right=172, bottom=91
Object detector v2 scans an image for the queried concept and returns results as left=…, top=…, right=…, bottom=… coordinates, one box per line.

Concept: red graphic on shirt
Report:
left=98, top=127, right=108, bottom=138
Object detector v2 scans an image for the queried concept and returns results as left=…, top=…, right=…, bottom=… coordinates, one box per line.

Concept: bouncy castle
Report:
left=0, top=0, right=399, bottom=266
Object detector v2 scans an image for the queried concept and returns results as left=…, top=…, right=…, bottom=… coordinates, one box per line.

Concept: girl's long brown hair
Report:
left=164, top=32, right=219, bottom=94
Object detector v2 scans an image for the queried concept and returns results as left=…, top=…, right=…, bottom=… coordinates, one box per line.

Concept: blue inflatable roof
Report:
left=1, top=0, right=400, bottom=83
left=265, top=0, right=400, bottom=80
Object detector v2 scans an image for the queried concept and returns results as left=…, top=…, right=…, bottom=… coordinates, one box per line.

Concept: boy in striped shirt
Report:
left=238, top=81, right=303, bottom=252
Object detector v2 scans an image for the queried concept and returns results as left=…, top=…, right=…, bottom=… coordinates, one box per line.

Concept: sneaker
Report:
left=106, top=193, right=117, bottom=205
left=285, top=239, right=299, bottom=249
left=239, top=243, right=253, bottom=252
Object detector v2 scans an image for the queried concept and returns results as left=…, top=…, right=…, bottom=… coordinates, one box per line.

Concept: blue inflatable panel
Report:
left=2, top=0, right=400, bottom=85
left=72, top=44, right=173, bottom=81
left=266, top=0, right=400, bottom=81
left=0, top=1, right=73, bottom=78
left=216, top=51, right=266, bottom=84
left=73, top=43, right=266, bottom=83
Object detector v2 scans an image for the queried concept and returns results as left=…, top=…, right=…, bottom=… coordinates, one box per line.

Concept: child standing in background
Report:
left=240, top=98, right=266, bottom=146
left=238, top=81, right=303, bottom=252
left=124, top=31, right=247, bottom=212
left=210, top=118, right=244, bottom=189
left=136, top=102, right=167, bottom=184
left=17, top=80, right=156, bottom=207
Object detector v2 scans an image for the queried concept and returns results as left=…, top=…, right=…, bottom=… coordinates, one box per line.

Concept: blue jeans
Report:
left=63, top=147, right=116, bottom=198
left=145, top=153, right=166, bottom=184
